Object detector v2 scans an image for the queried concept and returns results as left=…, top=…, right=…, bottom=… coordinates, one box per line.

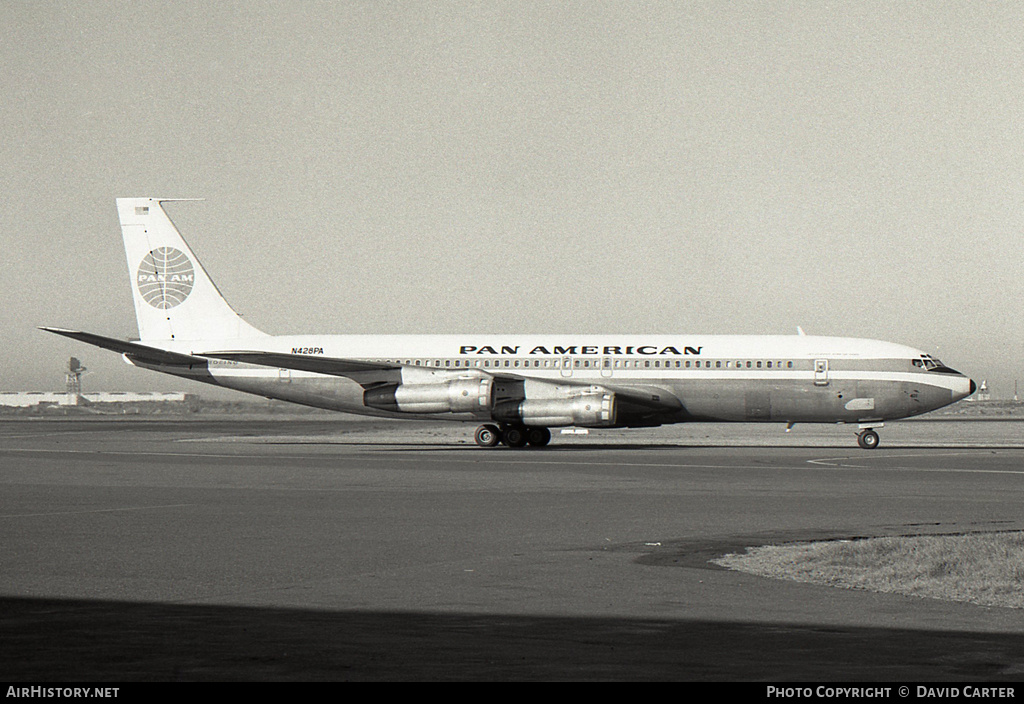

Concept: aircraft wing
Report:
left=213, top=351, right=684, bottom=413
left=200, top=352, right=679, bottom=410
left=39, top=327, right=202, bottom=367
left=199, top=351, right=401, bottom=375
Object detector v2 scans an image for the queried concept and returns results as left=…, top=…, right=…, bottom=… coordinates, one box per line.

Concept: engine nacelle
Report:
left=364, top=377, right=493, bottom=415
left=493, top=391, right=617, bottom=427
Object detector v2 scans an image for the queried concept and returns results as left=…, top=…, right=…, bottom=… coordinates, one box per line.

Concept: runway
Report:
left=3, top=416, right=1024, bottom=681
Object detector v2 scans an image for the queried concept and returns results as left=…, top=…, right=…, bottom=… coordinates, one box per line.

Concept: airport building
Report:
left=1, top=356, right=198, bottom=411
left=0, top=391, right=197, bottom=408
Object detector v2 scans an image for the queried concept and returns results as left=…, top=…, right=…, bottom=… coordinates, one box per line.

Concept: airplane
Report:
left=42, top=198, right=976, bottom=449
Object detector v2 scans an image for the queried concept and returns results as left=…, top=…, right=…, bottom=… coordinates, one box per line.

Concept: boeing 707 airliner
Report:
left=42, top=198, right=976, bottom=448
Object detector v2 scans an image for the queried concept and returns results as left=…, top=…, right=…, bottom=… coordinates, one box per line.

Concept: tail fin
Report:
left=116, top=198, right=266, bottom=342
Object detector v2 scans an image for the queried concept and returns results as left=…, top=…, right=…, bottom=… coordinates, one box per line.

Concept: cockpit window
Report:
left=916, top=355, right=954, bottom=373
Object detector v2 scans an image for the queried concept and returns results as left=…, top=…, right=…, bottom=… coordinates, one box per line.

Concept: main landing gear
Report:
left=474, top=424, right=551, bottom=448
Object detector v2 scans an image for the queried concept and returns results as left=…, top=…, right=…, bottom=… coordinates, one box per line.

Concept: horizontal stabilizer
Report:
left=39, top=327, right=201, bottom=367
left=200, top=351, right=401, bottom=376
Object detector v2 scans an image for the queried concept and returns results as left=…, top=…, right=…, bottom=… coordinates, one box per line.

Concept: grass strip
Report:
left=713, top=532, right=1024, bottom=608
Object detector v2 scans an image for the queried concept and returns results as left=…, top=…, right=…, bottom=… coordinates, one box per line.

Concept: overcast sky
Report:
left=3, top=1, right=1022, bottom=397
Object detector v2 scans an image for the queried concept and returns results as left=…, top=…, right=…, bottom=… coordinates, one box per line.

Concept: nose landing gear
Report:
left=856, top=427, right=880, bottom=449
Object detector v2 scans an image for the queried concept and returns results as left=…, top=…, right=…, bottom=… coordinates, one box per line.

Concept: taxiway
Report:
left=2, top=417, right=1024, bottom=680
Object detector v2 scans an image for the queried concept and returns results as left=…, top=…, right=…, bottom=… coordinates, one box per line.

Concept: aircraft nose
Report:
left=953, top=376, right=976, bottom=401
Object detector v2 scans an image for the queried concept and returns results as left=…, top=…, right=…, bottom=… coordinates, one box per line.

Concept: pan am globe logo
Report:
left=137, top=247, right=195, bottom=309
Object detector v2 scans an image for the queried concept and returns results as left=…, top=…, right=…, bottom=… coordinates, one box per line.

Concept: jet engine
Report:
left=493, top=390, right=617, bottom=427
left=364, top=377, right=493, bottom=415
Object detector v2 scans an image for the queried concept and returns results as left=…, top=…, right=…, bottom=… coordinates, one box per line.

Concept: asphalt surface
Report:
left=3, top=416, right=1024, bottom=681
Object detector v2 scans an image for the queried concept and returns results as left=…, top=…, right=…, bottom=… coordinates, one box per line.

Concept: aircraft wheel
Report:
left=857, top=429, right=880, bottom=450
left=502, top=425, right=528, bottom=448
left=526, top=427, right=551, bottom=447
left=474, top=424, right=500, bottom=448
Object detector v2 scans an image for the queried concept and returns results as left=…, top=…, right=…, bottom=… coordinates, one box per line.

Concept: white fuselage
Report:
left=133, top=333, right=974, bottom=427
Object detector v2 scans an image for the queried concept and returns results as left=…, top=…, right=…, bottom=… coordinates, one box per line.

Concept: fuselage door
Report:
left=814, top=359, right=829, bottom=386
left=601, top=356, right=613, bottom=378
left=560, top=356, right=573, bottom=378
